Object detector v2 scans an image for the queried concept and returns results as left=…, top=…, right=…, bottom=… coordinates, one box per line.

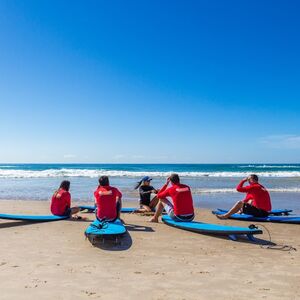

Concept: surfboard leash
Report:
left=90, top=221, right=109, bottom=230
left=249, top=223, right=297, bottom=252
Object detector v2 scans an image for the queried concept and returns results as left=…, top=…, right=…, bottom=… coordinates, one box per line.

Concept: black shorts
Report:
left=169, top=211, right=195, bottom=222
left=62, top=207, right=71, bottom=217
left=242, top=203, right=269, bottom=218
left=139, top=201, right=151, bottom=207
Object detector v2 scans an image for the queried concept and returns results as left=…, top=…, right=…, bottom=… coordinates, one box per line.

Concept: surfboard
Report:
left=85, top=219, right=126, bottom=240
left=79, top=205, right=136, bottom=213
left=162, top=215, right=262, bottom=241
left=0, top=213, right=69, bottom=222
left=79, top=205, right=96, bottom=212
left=217, top=208, right=292, bottom=216
left=213, top=210, right=300, bottom=224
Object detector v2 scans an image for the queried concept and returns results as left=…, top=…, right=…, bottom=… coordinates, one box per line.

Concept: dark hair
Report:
left=134, top=180, right=143, bottom=190
left=134, top=176, right=151, bottom=190
left=249, top=174, right=259, bottom=182
left=99, top=176, right=109, bottom=186
left=169, top=173, right=180, bottom=184
left=59, top=180, right=70, bottom=192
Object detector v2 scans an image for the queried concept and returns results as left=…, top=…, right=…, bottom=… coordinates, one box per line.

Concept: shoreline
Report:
left=0, top=200, right=299, bottom=299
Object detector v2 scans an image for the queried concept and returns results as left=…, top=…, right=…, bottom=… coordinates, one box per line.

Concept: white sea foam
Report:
left=193, top=188, right=300, bottom=194
left=239, top=165, right=300, bottom=169
left=0, top=165, right=17, bottom=168
left=0, top=168, right=300, bottom=178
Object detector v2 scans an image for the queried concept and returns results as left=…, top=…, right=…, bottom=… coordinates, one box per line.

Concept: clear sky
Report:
left=0, top=0, right=299, bottom=163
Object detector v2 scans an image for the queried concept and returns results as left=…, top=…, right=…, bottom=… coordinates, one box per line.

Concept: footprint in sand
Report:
left=81, top=290, right=97, bottom=297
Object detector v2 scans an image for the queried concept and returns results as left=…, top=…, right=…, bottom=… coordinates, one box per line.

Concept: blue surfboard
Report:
left=85, top=219, right=126, bottom=238
left=79, top=205, right=96, bottom=212
left=0, top=213, right=69, bottom=222
left=213, top=210, right=300, bottom=224
left=79, top=205, right=136, bottom=213
left=162, top=215, right=262, bottom=240
left=217, top=208, right=292, bottom=216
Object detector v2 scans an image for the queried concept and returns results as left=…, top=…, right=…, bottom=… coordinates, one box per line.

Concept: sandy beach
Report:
left=0, top=200, right=299, bottom=300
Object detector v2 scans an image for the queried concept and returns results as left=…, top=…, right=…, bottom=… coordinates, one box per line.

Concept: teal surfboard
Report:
left=85, top=219, right=126, bottom=238
left=0, top=213, right=69, bottom=222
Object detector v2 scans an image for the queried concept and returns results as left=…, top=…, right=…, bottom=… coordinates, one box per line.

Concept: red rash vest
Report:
left=94, top=186, right=122, bottom=220
left=51, top=189, right=71, bottom=216
left=236, top=180, right=272, bottom=212
left=157, top=183, right=194, bottom=216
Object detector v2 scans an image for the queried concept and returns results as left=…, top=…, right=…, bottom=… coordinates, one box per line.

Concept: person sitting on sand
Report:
left=216, top=174, right=272, bottom=219
left=94, top=176, right=122, bottom=222
left=51, top=180, right=81, bottom=218
left=149, top=173, right=194, bottom=223
left=134, top=176, right=159, bottom=213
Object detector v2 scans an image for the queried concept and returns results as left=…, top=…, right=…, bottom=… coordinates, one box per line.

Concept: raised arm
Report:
left=157, top=178, right=171, bottom=198
left=236, top=178, right=251, bottom=193
left=116, top=188, right=122, bottom=202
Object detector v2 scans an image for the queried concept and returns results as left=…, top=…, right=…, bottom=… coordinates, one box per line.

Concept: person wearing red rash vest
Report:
left=94, top=176, right=122, bottom=221
left=149, top=173, right=194, bottom=223
left=216, top=174, right=272, bottom=219
left=50, top=180, right=81, bottom=218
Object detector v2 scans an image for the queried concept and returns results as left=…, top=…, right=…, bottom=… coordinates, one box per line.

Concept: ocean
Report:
left=0, top=163, right=300, bottom=213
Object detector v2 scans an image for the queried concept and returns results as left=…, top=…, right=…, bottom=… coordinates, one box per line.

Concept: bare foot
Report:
left=72, top=215, right=87, bottom=221
left=132, top=209, right=144, bottom=214
left=149, top=217, right=158, bottom=223
left=216, top=214, right=228, bottom=220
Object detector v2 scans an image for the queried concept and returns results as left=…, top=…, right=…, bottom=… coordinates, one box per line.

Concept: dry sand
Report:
left=0, top=200, right=299, bottom=300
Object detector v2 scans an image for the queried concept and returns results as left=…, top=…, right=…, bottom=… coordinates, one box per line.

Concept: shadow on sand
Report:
left=85, top=223, right=155, bottom=251
left=125, top=223, right=155, bottom=233
left=186, top=231, right=277, bottom=246
left=0, top=218, right=91, bottom=229
left=85, top=231, right=133, bottom=251
left=0, top=220, right=39, bottom=229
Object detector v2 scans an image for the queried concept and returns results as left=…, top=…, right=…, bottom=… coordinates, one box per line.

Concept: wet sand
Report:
left=0, top=200, right=299, bottom=300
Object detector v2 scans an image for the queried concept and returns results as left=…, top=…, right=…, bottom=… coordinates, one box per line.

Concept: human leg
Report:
left=134, top=205, right=152, bottom=213
left=70, top=207, right=81, bottom=215
left=149, top=199, right=172, bottom=223
left=216, top=200, right=244, bottom=219
left=149, top=196, right=159, bottom=211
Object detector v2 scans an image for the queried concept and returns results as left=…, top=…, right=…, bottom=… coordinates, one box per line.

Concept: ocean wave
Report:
left=193, top=188, right=300, bottom=194
left=0, top=168, right=300, bottom=178
left=0, top=165, right=17, bottom=168
left=239, top=165, right=300, bottom=169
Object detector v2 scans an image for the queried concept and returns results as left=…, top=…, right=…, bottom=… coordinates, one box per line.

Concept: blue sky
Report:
left=0, top=0, right=299, bottom=163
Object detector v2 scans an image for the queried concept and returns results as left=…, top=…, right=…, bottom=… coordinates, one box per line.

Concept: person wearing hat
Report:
left=134, top=176, right=159, bottom=212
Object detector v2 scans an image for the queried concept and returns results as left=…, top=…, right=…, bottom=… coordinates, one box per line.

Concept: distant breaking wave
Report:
left=194, top=188, right=300, bottom=194
left=0, top=168, right=300, bottom=178
left=239, top=165, right=300, bottom=169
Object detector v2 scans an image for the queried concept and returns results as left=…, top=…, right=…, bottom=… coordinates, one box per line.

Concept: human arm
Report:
left=139, top=186, right=158, bottom=195
left=236, top=178, right=252, bottom=193
left=157, top=179, right=171, bottom=199
left=93, top=190, right=98, bottom=205
left=63, top=192, right=71, bottom=208
left=151, top=187, right=158, bottom=194
left=115, top=188, right=122, bottom=203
